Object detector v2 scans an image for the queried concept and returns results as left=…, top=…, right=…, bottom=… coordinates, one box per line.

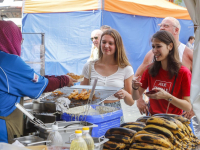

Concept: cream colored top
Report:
left=82, top=60, right=134, bottom=100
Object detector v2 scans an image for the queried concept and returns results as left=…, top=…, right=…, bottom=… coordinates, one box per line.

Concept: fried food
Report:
left=73, top=94, right=80, bottom=100
left=68, top=89, right=79, bottom=99
left=52, top=91, right=64, bottom=96
left=67, top=73, right=84, bottom=80
left=82, top=89, right=94, bottom=100
left=82, top=93, right=90, bottom=100
left=68, top=89, right=94, bottom=100
left=78, top=89, right=88, bottom=99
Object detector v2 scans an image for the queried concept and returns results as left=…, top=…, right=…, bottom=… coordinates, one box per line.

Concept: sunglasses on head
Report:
left=91, top=36, right=98, bottom=41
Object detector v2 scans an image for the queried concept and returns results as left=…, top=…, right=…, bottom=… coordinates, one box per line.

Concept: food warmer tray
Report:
left=35, top=121, right=97, bottom=141
left=40, top=85, right=122, bottom=107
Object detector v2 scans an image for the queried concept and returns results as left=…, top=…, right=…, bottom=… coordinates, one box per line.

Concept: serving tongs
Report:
left=15, top=102, right=46, bottom=127
left=81, top=78, right=98, bottom=125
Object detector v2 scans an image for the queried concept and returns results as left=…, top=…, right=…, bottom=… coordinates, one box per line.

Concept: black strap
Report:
left=171, top=75, right=177, bottom=94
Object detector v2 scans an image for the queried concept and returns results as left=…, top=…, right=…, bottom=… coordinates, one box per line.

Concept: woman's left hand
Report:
left=114, top=89, right=127, bottom=99
left=145, top=88, right=170, bottom=100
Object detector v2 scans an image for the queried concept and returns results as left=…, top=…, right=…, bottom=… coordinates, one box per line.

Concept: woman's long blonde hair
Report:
left=98, top=29, right=131, bottom=68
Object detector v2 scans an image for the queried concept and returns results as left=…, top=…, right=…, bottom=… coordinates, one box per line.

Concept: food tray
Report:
left=94, top=136, right=109, bottom=150
left=11, top=135, right=47, bottom=146
left=40, top=85, right=122, bottom=107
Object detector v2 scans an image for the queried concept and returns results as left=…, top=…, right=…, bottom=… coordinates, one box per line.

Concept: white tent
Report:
left=184, top=0, right=200, bottom=137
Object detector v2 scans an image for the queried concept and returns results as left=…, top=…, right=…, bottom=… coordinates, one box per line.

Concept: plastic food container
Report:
left=62, top=105, right=123, bottom=137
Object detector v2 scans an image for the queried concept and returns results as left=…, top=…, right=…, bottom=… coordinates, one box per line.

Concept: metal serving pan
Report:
left=40, top=85, right=122, bottom=107
left=11, top=135, right=47, bottom=146
left=35, top=121, right=97, bottom=142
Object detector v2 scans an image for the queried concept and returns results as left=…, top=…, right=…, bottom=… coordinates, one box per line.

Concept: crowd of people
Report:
left=85, top=17, right=197, bottom=133
left=0, top=16, right=197, bottom=143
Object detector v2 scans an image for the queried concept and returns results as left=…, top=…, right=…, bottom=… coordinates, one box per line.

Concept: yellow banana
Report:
left=146, top=116, right=179, bottom=130
left=171, top=129, right=185, bottom=139
left=143, top=124, right=174, bottom=142
left=103, top=141, right=126, bottom=149
left=120, top=121, right=146, bottom=127
left=105, top=134, right=133, bottom=144
left=136, top=116, right=151, bottom=123
left=133, top=133, right=172, bottom=148
left=105, top=127, right=136, bottom=137
left=131, top=142, right=171, bottom=150
left=122, top=124, right=143, bottom=132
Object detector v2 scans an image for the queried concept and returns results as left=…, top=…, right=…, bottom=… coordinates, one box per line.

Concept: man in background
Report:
left=100, top=25, right=111, bottom=32
left=186, top=36, right=195, bottom=50
left=87, top=29, right=103, bottom=62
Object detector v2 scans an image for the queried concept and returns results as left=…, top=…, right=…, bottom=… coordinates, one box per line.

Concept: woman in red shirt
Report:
left=132, top=30, right=192, bottom=115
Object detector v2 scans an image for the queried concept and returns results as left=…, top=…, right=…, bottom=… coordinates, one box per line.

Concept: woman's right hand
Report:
left=132, top=76, right=142, bottom=90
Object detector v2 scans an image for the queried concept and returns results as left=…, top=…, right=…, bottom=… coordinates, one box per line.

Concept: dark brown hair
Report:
left=98, top=29, right=130, bottom=68
left=148, top=30, right=181, bottom=78
left=188, top=36, right=195, bottom=41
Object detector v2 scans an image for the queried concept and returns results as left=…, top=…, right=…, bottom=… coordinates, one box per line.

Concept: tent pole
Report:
left=101, top=0, right=104, bottom=26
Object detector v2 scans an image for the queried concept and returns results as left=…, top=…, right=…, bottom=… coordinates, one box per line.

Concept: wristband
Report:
left=132, top=86, right=139, bottom=90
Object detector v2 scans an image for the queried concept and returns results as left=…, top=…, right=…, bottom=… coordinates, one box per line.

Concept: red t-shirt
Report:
left=141, top=66, right=191, bottom=115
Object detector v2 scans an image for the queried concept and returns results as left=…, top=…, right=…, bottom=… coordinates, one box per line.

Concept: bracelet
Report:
left=132, top=86, right=139, bottom=90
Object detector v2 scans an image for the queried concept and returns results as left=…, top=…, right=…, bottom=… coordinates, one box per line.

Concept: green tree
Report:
left=174, top=0, right=182, bottom=5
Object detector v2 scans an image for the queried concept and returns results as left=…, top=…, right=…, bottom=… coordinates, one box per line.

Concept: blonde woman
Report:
left=81, top=29, right=135, bottom=112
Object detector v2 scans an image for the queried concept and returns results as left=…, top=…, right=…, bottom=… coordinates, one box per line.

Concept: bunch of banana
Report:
left=153, top=114, right=190, bottom=124
left=146, top=116, right=178, bottom=130
left=129, top=129, right=174, bottom=149
left=149, top=114, right=200, bottom=149
left=143, top=124, right=174, bottom=142
left=104, top=127, right=137, bottom=149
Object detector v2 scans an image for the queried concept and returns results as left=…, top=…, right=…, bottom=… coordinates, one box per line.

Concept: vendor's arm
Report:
left=44, top=75, right=76, bottom=92
left=1, top=55, right=76, bottom=99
